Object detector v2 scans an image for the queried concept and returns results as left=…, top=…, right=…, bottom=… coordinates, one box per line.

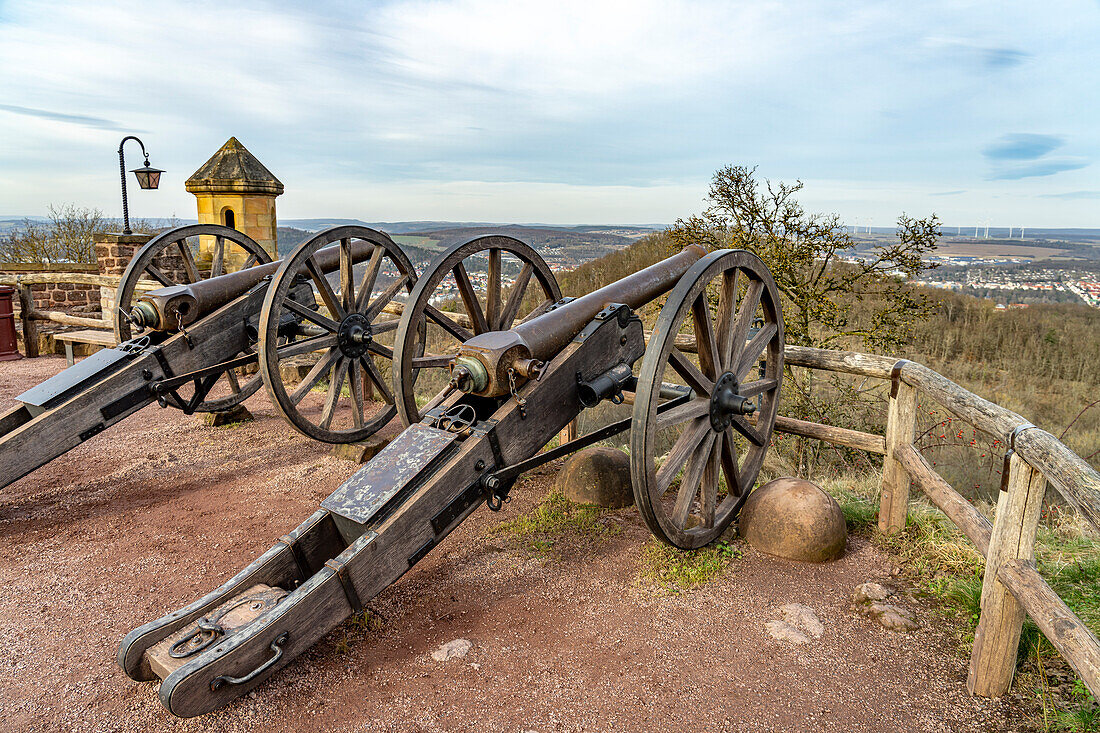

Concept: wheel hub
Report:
left=709, top=371, right=756, bottom=431
left=337, top=313, right=372, bottom=357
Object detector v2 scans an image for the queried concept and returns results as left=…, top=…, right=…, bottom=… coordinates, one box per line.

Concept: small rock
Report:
left=469, top=662, right=481, bottom=670
left=331, top=435, right=391, bottom=463
left=200, top=403, right=254, bottom=426
left=869, top=603, right=919, bottom=631
left=765, top=603, right=824, bottom=644
left=851, top=582, right=891, bottom=604
left=431, top=638, right=473, bottom=661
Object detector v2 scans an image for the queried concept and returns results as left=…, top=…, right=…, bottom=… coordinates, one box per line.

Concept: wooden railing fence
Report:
left=776, top=345, right=1100, bottom=698
left=0, top=272, right=156, bottom=357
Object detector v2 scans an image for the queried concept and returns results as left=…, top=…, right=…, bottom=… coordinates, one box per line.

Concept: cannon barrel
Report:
left=131, top=239, right=374, bottom=331
left=515, top=244, right=706, bottom=360
left=450, top=244, right=707, bottom=397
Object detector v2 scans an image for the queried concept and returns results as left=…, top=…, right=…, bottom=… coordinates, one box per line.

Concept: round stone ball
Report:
left=738, top=477, right=847, bottom=562
left=555, top=446, right=634, bottom=509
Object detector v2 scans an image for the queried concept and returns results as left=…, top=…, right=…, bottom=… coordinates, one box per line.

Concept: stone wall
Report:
left=0, top=262, right=100, bottom=313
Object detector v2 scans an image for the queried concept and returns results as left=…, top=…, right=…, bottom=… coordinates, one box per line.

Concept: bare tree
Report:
left=0, top=204, right=107, bottom=264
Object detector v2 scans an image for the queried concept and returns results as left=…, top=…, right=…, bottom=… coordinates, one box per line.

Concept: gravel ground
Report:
left=0, top=355, right=1032, bottom=732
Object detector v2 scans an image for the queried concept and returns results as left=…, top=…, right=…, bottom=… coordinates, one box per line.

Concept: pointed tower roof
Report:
left=185, top=137, right=284, bottom=196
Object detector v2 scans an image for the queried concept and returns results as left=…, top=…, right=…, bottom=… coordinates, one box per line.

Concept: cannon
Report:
left=118, top=238, right=785, bottom=717
left=0, top=224, right=418, bottom=490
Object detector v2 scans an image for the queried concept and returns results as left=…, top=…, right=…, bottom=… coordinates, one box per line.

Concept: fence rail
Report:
left=775, top=345, right=1100, bottom=699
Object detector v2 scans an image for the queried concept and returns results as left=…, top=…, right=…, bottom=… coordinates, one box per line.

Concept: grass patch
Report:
left=334, top=609, right=386, bottom=654
left=820, top=469, right=1100, bottom=730
left=489, top=491, right=621, bottom=552
left=637, top=537, right=742, bottom=592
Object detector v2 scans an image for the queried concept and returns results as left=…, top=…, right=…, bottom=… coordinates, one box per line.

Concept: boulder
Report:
left=738, top=477, right=846, bottom=562
left=554, top=447, right=633, bottom=508
left=200, top=403, right=253, bottom=427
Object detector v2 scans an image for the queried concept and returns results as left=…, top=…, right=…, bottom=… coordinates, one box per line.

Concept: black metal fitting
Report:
left=577, top=362, right=634, bottom=408
left=709, top=372, right=756, bottom=431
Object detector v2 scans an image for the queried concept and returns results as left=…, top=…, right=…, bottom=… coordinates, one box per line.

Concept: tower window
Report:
left=223, top=208, right=236, bottom=230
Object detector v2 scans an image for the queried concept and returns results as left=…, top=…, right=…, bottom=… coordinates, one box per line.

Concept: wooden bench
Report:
left=55, top=329, right=117, bottom=365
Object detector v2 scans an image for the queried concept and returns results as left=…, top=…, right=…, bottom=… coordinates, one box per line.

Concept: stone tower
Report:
left=185, top=137, right=284, bottom=262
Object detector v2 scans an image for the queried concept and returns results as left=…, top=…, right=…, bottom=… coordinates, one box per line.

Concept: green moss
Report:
left=490, top=491, right=621, bottom=546
left=637, top=537, right=741, bottom=592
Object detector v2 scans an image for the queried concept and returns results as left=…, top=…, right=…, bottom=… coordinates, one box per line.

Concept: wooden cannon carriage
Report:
left=116, top=237, right=786, bottom=717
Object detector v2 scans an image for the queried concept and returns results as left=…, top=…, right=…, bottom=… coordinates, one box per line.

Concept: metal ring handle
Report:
left=209, top=632, right=289, bottom=691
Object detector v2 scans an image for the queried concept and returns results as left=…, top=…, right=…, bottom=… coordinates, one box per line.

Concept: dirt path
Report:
left=0, top=356, right=1027, bottom=732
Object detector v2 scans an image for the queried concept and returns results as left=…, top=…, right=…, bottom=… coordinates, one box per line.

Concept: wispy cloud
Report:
left=930, top=190, right=966, bottom=196
left=990, top=159, right=1089, bottom=180
left=983, top=48, right=1030, bottom=69
left=0, top=103, right=124, bottom=131
left=983, top=134, right=1064, bottom=161
left=1038, top=190, right=1100, bottom=200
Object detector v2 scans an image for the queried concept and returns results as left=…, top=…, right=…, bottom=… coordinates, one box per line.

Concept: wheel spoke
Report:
left=736, top=321, right=777, bottom=381
left=715, top=269, right=740, bottom=371
left=371, top=318, right=399, bottom=335
left=719, top=431, right=744, bottom=497
left=305, top=256, right=346, bottom=321
left=366, top=340, right=394, bottom=360
left=655, top=397, right=710, bottom=432
left=691, top=293, right=721, bottom=380
left=667, top=348, right=714, bottom=396
left=517, top=298, right=554, bottom=325
left=282, top=297, right=340, bottom=332
left=699, top=434, right=720, bottom=528
left=655, top=417, right=711, bottom=494
left=364, top=275, right=410, bottom=322
left=144, top=264, right=173, bottom=287
left=212, top=236, right=225, bottom=278
left=244, top=253, right=259, bottom=269
left=348, top=360, right=365, bottom=429
left=739, top=377, right=778, bottom=398
left=361, top=355, right=394, bottom=405
left=290, top=348, right=340, bottom=405
left=425, top=305, right=473, bottom=343
left=727, top=279, right=762, bottom=373
left=276, top=332, right=338, bottom=359
left=176, top=240, right=200, bottom=284
left=412, top=353, right=456, bottom=368
left=486, top=248, right=502, bottom=330
left=339, top=238, right=354, bottom=313
left=452, top=262, right=489, bottom=334
left=355, top=245, right=384, bottom=314
left=729, top=415, right=766, bottom=446
left=319, top=357, right=350, bottom=430
left=671, top=432, right=716, bottom=528
left=497, top=262, right=533, bottom=330
left=224, top=367, right=242, bottom=394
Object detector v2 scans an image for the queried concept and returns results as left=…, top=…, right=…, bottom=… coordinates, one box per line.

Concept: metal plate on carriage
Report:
left=16, top=345, right=140, bottom=413
left=322, top=424, right=458, bottom=526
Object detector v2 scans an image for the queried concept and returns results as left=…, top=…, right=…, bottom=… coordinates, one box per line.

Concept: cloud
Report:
left=983, top=48, right=1030, bottom=69
left=0, top=103, right=124, bottom=131
left=983, top=133, right=1064, bottom=161
left=1038, top=190, right=1100, bottom=200
left=990, top=159, right=1089, bottom=180
left=930, top=190, right=966, bottom=196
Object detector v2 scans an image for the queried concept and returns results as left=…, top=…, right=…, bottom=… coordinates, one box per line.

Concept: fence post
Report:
left=968, top=450, right=1046, bottom=696
left=879, top=366, right=916, bottom=533
left=16, top=283, right=39, bottom=358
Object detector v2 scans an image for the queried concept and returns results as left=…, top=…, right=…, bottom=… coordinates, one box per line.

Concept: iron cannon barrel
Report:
left=134, top=239, right=374, bottom=330
left=512, top=244, right=707, bottom=361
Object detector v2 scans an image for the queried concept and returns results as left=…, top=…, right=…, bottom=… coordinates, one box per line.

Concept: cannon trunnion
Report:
left=118, top=241, right=785, bottom=717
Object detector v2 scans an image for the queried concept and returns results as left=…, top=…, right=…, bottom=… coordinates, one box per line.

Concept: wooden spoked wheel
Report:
left=631, top=249, right=784, bottom=549
left=114, top=224, right=272, bottom=413
left=392, top=236, right=560, bottom=426
left=258, top=226, right=417, bottom=444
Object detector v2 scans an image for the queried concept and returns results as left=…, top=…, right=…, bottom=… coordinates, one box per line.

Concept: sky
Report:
left=1, top=0, right=1098, bottom=228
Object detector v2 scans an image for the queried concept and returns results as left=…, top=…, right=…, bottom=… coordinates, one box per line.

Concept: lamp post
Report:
left=118, top=135, right=163, bottom=235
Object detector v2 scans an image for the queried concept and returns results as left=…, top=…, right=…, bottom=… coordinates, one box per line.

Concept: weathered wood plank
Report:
left=999, top=559, right=1100, bottom=697
left=16, top=284, right=38, bottom=358
left=1014, top=428, right=1100, bottom=533
left=894, top=443, right=993, bottom=555
left=969, top=453, right=1047, bottom=697
left=880, top=380, right=917, bottom=533
left=783, top=345, right=897, bottom=378
left=772, top=414, right=886, bottom=454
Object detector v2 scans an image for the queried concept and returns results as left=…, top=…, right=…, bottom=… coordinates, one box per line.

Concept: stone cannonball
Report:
left=555, top=446, right=634, bottom=509
left=738, top=477, right=847, bottom=562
